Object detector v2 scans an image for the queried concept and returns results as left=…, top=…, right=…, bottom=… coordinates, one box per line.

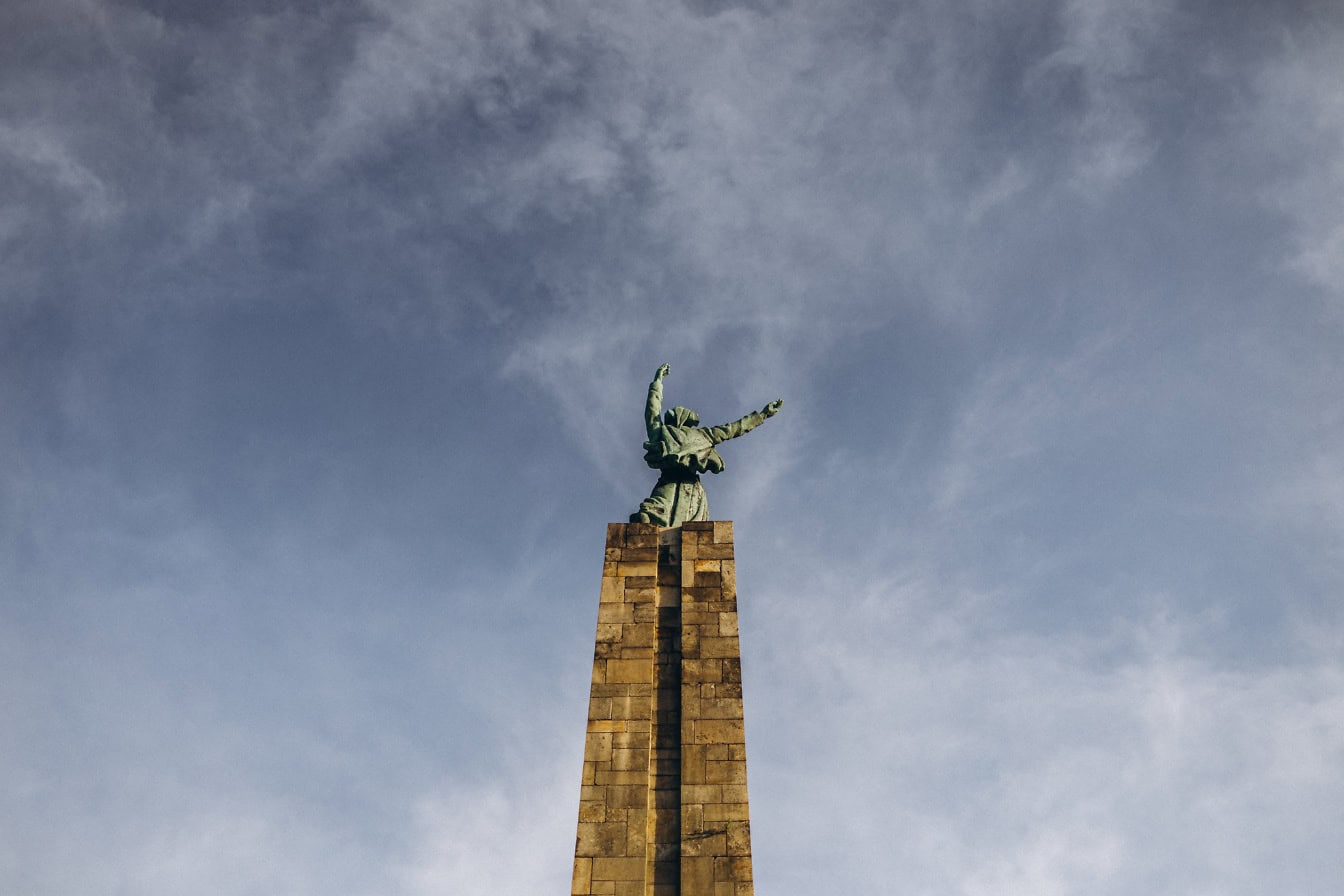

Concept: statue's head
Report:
left=664, top=406, right=700, bottom=427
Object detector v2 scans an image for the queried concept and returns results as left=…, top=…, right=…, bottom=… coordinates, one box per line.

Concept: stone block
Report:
left=592, top=857, right=645, bottom=881
left=606, top=785, right=649, bottom=808
left=725, top=821, right=752, bottom=856
left=683, top=856, right=714, bottom=894
left=681, top=803, right=703, bottom=833
left=596, top=768, right=648, bottom=786
left=703, top=802, right=749, bottom=822
left=573, top=856, right=593, bottom=893
left=712, top=520, right=733, bottom=543
left=691, top=720, right=745, bottom=745
left=612, top=695, right=651, bottom=719
left=585, top=732, right=613, bottom=760
left=576, top=821, right=628, bottom=857
left=604, top=659, right=650, bottom=684
left=681, top=744, right=706, bottom=781
left=597, top=602, right=633, bottom=624
left=624, top=820, right=646, bottom=854
left=651, top=869, right=679, bottom=894
left=698, top=541, right=735, bottom=559
left=610, top=748, right=649, bottom=771
left=705, top=760, right=746, bottom=784
left=684, top=783, right=722, bottom=804
left=699, top=698, right=744, bottom=720
left=683, top=586, right=721, bottom=604
left=708, top=682, right=743, bottom=700
left=699, top=637, right=740, bottom=659
left=718, top=613, right=739, bottom=637
left=720, top=784, right=749, bottom=804
left=652, top=787, right=680, bottom=809
left=623, top=529, right=659, bottom=548
left=681, top=828, right=727, bottom=856
left=611, top=732, right=647, bottom=750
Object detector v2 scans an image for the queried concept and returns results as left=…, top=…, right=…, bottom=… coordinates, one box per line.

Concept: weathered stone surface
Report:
left=572, top=523, right=754, bottom=896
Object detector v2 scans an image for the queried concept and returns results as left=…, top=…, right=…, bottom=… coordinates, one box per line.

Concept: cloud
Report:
left=1024, top=0, right=1177, bottom=196
left=1246, top=21, right=1344, bottom=305
left=746, top=559, right=1344, bottom=894
left=4, top=4, right=1342, bottom=895
left=397, top=769, right=577, bottom=895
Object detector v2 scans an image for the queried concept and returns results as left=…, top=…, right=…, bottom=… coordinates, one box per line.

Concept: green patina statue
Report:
left=630, top=363, right=783, bottom=527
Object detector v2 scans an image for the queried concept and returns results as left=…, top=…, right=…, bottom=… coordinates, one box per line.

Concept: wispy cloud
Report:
left=1247, top=22, right=1344, bottom=306
left=747, top=559, right=1344, bottom=894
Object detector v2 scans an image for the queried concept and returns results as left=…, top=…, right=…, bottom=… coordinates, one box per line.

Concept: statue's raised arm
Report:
left=630, top=363, right=782, bottom=527
left=644, top=363, right=669, bottom=439
left=704, top=398, right=783, bottom=445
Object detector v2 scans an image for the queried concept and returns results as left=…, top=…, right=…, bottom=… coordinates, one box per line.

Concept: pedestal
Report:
left=572, top=521, right=755, bottom=896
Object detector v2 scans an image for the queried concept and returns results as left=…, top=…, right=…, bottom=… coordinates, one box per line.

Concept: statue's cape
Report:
left=642, top=425, right=725, bottom=474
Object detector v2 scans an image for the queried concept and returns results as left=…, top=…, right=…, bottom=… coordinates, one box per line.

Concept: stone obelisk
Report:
left=571, top=520, right=754, bottom=896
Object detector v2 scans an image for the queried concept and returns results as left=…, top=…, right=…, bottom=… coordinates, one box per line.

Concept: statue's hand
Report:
left=764, top=399, right=783, bottom=417
left=655, top=363, right=670, bottom=380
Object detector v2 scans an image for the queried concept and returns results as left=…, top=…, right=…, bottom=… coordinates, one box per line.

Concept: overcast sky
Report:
left=3, top=1, right=1342, bottom=893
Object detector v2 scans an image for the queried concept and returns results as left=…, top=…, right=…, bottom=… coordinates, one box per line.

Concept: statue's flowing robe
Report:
left=631, top=377, right=768, bottom=527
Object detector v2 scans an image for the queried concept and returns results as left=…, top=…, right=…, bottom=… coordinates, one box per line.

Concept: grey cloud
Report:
left=4, top=2, right=1343, bottom=894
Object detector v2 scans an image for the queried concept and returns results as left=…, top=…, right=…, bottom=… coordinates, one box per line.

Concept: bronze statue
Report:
left=630, top=363, right=782, bottom=526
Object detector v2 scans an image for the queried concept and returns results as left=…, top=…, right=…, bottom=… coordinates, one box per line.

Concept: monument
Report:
left=571, top=365, right=781, bottom=896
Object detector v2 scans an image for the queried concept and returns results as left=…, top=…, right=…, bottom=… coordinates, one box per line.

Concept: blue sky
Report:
left=3, top=1, right=1342, bottom=893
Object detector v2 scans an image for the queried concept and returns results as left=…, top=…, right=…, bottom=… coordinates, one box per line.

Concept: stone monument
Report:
left=571, top=365, right=780, bottom=896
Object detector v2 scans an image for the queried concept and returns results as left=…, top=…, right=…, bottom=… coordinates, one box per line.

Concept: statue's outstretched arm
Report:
left=644, top=363, right=670, bottom=439
left=706, top=399, right=783, bottom=444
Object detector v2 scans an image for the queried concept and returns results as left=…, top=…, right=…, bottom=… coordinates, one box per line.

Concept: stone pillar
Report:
left=572, top=521, right=755, bottom=896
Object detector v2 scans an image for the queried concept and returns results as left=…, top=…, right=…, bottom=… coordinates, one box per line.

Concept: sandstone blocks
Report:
left=573, top=521, right=754, bottom=896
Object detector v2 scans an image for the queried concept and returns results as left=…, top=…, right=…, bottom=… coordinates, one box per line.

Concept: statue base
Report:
left=571, top=521, right=755, bottom=896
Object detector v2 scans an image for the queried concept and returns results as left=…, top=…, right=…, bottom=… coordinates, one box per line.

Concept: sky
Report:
left=2, top=0, right=1342, bottom=893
